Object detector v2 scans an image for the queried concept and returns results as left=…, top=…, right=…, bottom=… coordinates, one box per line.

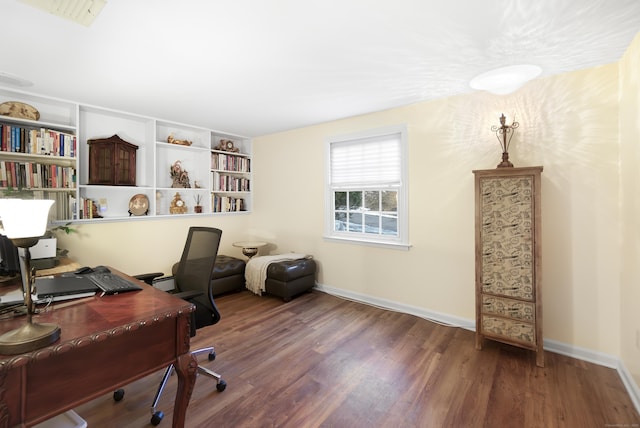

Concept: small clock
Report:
left=169, top=192, right=187, bottom=214
left=225, top=140, right=235, bottom=151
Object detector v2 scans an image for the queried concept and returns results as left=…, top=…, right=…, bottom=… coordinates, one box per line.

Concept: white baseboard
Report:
left=617, top=360, right=640, bottom=415
left=314, top=283, right=475, bottom=330
left=542, top=338, right=618, bottom=368
left=313, top=283, right=640, bottom=415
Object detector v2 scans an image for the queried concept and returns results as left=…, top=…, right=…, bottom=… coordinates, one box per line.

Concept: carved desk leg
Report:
left=172, top=352, right=198, bottom=428
left=0, top=368, right=8, bottom=428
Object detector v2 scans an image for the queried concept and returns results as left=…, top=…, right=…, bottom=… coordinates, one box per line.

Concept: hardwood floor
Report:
left=75, top=290, right=640, bottom=427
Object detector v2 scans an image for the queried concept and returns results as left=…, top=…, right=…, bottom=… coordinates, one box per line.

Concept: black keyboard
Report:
left=86, top=272, right=143, bottom=295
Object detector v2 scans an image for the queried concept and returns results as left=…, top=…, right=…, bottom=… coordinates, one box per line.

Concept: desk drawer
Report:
left=25, top=317, right=179, bottom=423
left=481, top=315, right=535, bottom=345
left=481, top=295, right=535, bottom=322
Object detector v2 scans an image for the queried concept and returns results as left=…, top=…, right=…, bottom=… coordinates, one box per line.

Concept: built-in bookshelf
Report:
left=0, top=87, right=251, bottom=223
left=210, top=135, right=251, bottom=213
left=0, top=92, right=78, bottom=222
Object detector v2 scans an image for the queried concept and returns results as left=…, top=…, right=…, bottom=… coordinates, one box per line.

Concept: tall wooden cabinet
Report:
left=473, top=166, right=544, bottom=367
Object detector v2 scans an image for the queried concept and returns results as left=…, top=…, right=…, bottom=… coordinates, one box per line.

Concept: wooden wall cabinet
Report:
left=473, top=166, right=544, bottom=367
left=88, top=134, right=137, bottom=186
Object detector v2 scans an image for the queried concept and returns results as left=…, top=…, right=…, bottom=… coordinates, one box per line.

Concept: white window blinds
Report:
left=330, top=132, right=401, bottom=188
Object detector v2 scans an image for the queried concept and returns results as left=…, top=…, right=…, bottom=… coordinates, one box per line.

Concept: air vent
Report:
left=19, top=0, right=107, bottom=27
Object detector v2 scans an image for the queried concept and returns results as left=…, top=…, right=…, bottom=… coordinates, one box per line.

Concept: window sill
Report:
left=323, top=235, right=411, bottom=251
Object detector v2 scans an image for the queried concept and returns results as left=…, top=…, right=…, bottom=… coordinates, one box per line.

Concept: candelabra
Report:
left=491, top=113, right=519, bottom=168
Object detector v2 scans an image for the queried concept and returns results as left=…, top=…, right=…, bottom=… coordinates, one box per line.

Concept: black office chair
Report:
left=114, top=226, right=227, bottom=426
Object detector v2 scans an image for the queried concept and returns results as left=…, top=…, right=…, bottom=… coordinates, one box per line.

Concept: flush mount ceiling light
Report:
left=470, top=65, right=542, bottom=95
left=19, top=0, right=107, bottom=27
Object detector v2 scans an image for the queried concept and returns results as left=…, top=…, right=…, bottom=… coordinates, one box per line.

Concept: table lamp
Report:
left=0, top=199, right=60, bottom=355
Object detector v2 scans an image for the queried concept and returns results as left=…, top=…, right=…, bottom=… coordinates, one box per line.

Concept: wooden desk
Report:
left=0, top=269, right=197, bottom=427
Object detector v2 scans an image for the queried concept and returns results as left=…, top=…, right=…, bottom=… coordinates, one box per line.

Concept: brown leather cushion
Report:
left=173, top=254, right=245, bottom=278
left=266, top=258, right=315, bottom=281
left=212, top=255, right=246, bottom=278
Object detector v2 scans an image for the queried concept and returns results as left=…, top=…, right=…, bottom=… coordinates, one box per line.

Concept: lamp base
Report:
left=497, top=152, right=514, bottom=168
left=0, top=322, right=61, bottom=355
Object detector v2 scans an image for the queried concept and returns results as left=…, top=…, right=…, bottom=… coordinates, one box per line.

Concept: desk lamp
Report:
left=0, top=199, right=60, bottom=354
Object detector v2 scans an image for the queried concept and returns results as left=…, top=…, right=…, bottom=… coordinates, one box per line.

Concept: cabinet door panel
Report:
left=116, top=145, right=136, bottom=185
left=480, top=176, right=534, bottom=300
left=89, top=144, right=113, bottom=184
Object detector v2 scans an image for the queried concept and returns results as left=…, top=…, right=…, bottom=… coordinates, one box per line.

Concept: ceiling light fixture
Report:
left=470, top=65, right=542, bottom=95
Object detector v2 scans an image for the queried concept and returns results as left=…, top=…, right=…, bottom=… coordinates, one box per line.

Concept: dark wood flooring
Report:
left=75, top=290, right=640, bottom=427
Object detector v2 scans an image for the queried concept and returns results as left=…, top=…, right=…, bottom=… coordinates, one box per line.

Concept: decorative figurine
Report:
left=167, top=133, right=192, bottom=146
left=170, top=160, right=191, bottom=188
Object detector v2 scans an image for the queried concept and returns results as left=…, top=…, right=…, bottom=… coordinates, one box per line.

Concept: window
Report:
left=325, top=125, right=409, bottom=249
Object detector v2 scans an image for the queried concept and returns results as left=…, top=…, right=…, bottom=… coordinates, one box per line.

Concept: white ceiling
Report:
left=2, top=0, right=640, bottom=137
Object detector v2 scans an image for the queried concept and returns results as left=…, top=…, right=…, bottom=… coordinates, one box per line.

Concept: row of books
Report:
left=211, top=172, right=250, bottom=192
left=212, top=195, right=245, bottom=212
left=53, top=192, right=76, bottom=221
left=211, top=153, right=250, bottom=172
left=77, top=198, right=101, bottom=219
left=0, top=161, right=77, bottom=189
left=0, top=123, right=77, bottom=157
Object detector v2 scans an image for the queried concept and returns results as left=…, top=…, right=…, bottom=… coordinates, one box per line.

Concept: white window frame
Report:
left=324, top=124, right=410, bottom=250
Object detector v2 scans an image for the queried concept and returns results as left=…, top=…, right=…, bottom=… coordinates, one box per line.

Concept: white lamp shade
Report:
left=0, top=199, right=54, bottom=239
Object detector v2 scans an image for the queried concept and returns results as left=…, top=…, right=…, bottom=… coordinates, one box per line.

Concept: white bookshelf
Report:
left=0, top=86, right=251, bottom=223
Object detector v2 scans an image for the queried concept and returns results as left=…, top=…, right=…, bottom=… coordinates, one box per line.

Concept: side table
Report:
left=233, top=241, right=267, bottom=259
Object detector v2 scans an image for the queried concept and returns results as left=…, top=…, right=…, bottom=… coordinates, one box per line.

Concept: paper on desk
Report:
left=0, top=288, right=25, bottom=304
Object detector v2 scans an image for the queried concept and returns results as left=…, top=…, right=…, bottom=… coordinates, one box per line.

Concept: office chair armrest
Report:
left=133, top=272, right=164, bottom=285
left=171, top=290, right=203, bottom=301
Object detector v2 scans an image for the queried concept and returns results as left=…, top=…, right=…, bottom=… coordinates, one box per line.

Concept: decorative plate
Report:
left=0, top=101, right=40, bottom=121
left=128, top=193, right=149, bottom=216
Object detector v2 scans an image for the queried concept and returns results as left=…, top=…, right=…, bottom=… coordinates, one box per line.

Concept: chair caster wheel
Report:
left=151, top=411, right=164, bottom=426
left=216, top=379, right=227, bottom=392
left=208, top=351, right=216, bottom=361
left=113, top=389, right=124, bottom=402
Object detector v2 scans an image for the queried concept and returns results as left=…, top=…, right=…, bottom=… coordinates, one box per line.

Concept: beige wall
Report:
left=57, top=215, right=252, bottom=277
left=58, top=35, right=636, bottom=365
left=619, top=31, right=640, bottom=386
left=250, top=63, right=622, bottom=356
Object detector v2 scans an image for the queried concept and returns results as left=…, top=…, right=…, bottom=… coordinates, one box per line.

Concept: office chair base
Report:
left=113, top=388, right=124, bottom=402
left=151, top=410, right=164, bottom=426
left=149, top=347, right=226, bottom=425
